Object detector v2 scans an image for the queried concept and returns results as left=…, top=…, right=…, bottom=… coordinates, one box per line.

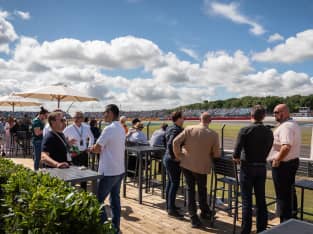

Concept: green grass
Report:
left=144, top=121, right=312, bottom=146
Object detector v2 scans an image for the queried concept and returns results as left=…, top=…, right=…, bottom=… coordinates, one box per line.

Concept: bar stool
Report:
left=210, top=157, right=240, bottom=234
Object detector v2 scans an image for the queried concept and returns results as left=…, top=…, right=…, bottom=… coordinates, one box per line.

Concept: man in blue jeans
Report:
left=90, top=104, right=125, bottom=233
left=233, top=105, right=273, bottom=234
left=31, top=106, right=48, bottom=171
left=163, top=111, right=184, bottom=218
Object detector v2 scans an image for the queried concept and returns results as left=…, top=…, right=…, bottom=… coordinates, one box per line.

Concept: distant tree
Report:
left=171, top=94, right=313, bottom=114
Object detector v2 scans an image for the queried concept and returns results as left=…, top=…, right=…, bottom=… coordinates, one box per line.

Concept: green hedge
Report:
left=0, top=158, right=114, bottom=234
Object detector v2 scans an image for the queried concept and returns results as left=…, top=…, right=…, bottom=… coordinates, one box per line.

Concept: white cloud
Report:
left=267, top=33, right=284, bottom=43
left=13, top=36, right=163, bottom=71
left=1, top=29, right=313, bottom=111
left=180, top=48, right=199, bottom=60
left=0, top=10, right=18, bottom=53
left=14, top=10, right=30, bottom=20
left=228, top=69, right=313, bottom=97
left=204, top=0, right=265, bottom=35
left=253, top=29, right=313, bottom=63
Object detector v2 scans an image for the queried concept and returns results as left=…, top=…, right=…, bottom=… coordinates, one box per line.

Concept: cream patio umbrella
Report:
left=0, top=94, right=41, bottom=113
left=14, top=85, right=98, bottom=108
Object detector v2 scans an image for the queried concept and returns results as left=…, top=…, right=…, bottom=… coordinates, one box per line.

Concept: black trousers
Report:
left=72, top=151, right=88, bottom=190
left=240, top=165, right=267, bottom=234
left=272, top=158, right=299, bottom=223
left=182, top=168, right=210, bottom=218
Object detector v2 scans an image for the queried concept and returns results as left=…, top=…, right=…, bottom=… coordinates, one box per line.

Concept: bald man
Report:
left=268, top=104, right=301, bottom=223
left=173, top=112, right=220, bottom=228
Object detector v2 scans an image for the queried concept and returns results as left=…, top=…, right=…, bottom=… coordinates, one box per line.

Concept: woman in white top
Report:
left=4, top=116, right=15, bottom=155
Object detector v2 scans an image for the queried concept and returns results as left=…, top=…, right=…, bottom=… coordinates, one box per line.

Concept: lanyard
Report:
left=51, top=131, right=68, bottom=151
left=73, top=124, right=83, bottom=139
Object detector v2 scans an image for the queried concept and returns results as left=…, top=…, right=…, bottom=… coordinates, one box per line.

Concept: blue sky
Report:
left=0, top=0, right=312, bottom=111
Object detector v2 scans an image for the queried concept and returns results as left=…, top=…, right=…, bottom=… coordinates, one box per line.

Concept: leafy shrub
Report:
left=0, top=158, right=114, bottom=234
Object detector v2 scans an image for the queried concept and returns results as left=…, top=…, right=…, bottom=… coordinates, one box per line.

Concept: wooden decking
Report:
left=8, top=158, right=280, bottom=234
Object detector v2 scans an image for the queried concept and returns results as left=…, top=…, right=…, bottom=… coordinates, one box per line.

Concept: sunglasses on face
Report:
left=54, top=118, right=65, bottom=122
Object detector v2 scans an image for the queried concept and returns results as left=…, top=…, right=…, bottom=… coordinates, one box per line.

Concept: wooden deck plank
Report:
left=7, top=158, right=280, bottom=233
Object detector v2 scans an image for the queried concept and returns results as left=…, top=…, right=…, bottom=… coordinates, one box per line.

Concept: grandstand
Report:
left=182, top=108, right=251, bottom=120
left=0, top=111, right=71, bottom=120
left=83, top=108, right=251, bottom=121
left=84, top=110, right=168, bottom=120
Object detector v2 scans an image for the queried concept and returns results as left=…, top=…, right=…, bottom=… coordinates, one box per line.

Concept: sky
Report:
left=0, top=0, right=312, bottom=113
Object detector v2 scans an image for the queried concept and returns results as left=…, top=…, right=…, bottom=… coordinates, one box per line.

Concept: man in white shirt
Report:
left=90, top=104, right=125, bottom=233
left=63, top=111, right=94, bottom=190
left=267, top=104, right=300, bottom=223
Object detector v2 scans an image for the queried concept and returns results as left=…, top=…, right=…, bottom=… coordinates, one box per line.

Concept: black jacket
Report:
left=233, top=122, right=273, bottom=163
left=164, top=124, right=183, bottom=160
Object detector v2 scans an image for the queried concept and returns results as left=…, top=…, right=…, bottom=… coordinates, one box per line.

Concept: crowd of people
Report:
left=0, top=114, right=32, bottom=156
left=0, top=103, right=302, bottom=233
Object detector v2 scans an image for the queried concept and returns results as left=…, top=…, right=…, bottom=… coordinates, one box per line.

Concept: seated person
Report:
left=127, top=118, right=140, bottom=135
left=150, top=123, right=168, bottom=147
left=127, top=121, right=148, bottom=145
left=126, top=120, right=148, bottom=177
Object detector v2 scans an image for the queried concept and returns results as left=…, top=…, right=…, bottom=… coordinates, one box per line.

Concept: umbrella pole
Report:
left=57, top=99, right=60, bottom=108
left=12, top=103, right=15, bottom=113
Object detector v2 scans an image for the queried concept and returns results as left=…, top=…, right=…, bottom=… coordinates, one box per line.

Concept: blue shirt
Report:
left=150, top=129, right=166, bottom=147
left=127, top=130, right=148, bottom=145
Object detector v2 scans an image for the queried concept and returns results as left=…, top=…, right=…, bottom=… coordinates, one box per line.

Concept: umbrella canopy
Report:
left=14, top=85, right=99, bottom=108
left=0, top=94, right=41, bottom=112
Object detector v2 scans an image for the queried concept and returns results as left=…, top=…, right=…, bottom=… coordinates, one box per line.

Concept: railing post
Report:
left=146, top=121, right=151, bottom=140
left=221, top=124, right=226, bottom=156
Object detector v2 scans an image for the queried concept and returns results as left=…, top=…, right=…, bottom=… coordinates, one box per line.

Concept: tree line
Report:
left=173, top=95, right=313, bottom=113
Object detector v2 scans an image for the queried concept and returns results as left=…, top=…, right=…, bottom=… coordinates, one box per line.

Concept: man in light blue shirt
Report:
left=150, top=123, right=168, bottom=147
left=127, top=122, right=148, bottom=145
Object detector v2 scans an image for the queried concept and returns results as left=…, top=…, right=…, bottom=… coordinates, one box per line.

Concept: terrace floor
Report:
left=10, top=158, right=281, bottom=234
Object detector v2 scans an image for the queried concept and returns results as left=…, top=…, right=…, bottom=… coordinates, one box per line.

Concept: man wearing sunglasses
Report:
left=268, top=104, right=300, bottom=223
left=90, top=104, right=125, bottom=233
left=41, top=111, right=69, bottom=169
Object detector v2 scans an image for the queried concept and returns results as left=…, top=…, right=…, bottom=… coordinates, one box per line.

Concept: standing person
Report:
left=4, top=116, right=15, bottom=156
left=233, top=105, right=273, bottom=233
left=90, top=104, right=125, bottom=233
left=41, top=111, right=69, bottom=168
left=31, top=107, right=49, bottom=171
left=63, top=111, right=94, bottom=190
left=163, top=111, right=184, bottom=218
left=83, top=117, right=90, bottom=127
left=0, top=117, right=5, bottom=156
left=89, top=119, right=101, bottom=170
left=268, top=104, right=301, bottom=223
left=173, top=112, right=220, bottom=228
left=90, top=119, right=101, bottom=141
